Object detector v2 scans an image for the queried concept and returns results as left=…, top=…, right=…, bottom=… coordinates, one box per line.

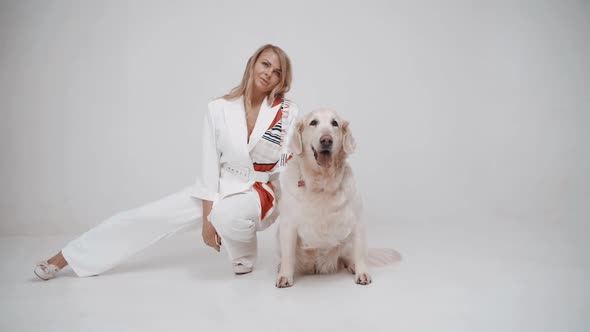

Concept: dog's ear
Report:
left=342, top=120, right=356, bottom=154
left=289, top=120, right=304, bottom=155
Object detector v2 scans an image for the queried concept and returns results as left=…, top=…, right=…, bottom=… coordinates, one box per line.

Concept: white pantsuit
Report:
left=61, top=96, right=299, bottom=277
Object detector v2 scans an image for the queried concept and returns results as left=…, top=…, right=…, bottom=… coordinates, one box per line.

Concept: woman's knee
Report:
left=209, top=207, right=254, bottom=229
left=209, top=210, right=255, bottom=242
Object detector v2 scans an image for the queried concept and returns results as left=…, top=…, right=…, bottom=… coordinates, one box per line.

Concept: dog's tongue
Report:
left=316, top=151, right=332, bottom=167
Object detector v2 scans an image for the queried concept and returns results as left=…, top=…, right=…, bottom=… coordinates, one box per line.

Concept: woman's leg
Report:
left=47, top=251, right=68, bottom=269
left=46, top=187, right=202, bottom=278
left=208, top=191, right=262, bottom=273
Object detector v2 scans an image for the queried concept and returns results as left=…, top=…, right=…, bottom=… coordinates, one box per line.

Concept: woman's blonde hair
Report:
left=223, top=44, right=292, bottom=114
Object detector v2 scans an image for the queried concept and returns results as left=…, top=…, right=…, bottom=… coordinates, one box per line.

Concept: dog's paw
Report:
left=275, top=274, right=294, bottom=288
left=346, top=263, right=355, bottom=275
left=355, top=272, right=372, bottom=285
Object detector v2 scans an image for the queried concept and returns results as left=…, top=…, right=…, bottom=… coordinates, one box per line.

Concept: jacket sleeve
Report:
left=191, top=102, right=221, bottom=202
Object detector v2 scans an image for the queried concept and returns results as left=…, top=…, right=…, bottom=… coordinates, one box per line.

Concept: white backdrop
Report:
left=1, top=0, right=588, bottom=237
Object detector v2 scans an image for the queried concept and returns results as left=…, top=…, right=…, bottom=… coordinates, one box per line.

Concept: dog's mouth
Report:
left=311, top=145, right=332, bottom=168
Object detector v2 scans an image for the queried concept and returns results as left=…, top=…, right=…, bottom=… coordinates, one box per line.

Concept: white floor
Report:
left=1, top=218, right=588, bottom=332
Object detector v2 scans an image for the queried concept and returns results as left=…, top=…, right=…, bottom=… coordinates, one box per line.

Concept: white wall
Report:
left=1, top=0, right=589, bottom=235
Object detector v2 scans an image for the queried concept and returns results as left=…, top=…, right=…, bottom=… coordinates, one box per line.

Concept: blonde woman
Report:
left=34, top=44, right=299, bottom=279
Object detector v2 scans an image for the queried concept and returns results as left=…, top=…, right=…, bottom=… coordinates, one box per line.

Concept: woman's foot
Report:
left=233, top=263, right=253, bottom=275
left=34, top=261, right=61, bottom=280
left=34, top=251, right=68, bottom=280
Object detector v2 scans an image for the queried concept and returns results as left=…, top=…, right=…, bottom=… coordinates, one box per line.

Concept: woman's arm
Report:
left=192, top=101, right=222, bottom=201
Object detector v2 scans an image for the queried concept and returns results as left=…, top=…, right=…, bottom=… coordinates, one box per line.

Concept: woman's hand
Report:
left=202, top=219, right=221, bottom=252
left=201, top=200, right=221, bottom=252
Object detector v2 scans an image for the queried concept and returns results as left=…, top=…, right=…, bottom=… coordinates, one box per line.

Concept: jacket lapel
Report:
left=223, top=96, right=249, bottom=153
left=248, top=96, right=280, bottom=152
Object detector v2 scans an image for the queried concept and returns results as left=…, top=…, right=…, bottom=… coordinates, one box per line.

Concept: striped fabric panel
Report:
left=251, top=97, right=285, bottom=219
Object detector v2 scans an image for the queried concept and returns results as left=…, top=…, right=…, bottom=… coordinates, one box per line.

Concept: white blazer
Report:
left=191, top=96, right=299, bottom=205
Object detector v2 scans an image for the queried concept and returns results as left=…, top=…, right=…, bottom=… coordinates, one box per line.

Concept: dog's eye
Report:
left=331, top=120, right=339, bottom=127
left=309, top=120, right=318, bottom=126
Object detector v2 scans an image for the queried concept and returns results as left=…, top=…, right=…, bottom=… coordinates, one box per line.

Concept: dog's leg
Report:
left=315, top=246, right=341, bottom=274
left=352, top=223, right=372, bottom=285
left=339, top=256, right=355, bottom=274
left=338, top=242, right=355, bottom=274
left=276, top=220, right=298, bottom=288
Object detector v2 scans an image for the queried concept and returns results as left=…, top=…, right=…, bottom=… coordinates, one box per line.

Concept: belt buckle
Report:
left=238, top=167, right=250, bottom=182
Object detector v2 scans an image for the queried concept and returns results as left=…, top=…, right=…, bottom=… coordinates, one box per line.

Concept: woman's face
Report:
left=252, top=49, right=282, bottom=95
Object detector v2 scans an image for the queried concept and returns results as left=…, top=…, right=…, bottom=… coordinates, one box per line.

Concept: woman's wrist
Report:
left=202, top=199, right=213, bottom=225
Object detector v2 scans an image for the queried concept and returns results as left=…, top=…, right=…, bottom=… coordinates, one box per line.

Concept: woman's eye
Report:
left=262, top=62, right=270, bottom=67
left=310, top=120, right=318, bottom=126
left=331, top=120, right=339, bottom=127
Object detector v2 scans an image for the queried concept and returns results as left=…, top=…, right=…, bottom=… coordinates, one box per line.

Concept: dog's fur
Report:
left=275, top=109, right=374, bottom=287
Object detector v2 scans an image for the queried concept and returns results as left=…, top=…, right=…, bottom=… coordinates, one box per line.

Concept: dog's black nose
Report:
left=320, top=135, right=333, bottom=148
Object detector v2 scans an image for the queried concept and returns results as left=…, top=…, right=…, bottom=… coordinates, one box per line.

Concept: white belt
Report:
left=221, top=164, right=270, bottom=183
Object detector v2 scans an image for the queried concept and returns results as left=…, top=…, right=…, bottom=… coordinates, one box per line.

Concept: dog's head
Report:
left=290, top=108, right=356, bottom=168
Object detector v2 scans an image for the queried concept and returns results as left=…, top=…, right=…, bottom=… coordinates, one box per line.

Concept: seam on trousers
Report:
left=231, top=218, right=255, bottom=231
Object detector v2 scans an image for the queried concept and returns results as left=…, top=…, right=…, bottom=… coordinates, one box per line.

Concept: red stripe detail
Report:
left=253, top=163, right=276, bottom=172
left=271, top=97, right=282, bottom=108
left=253, top=163, right=276, bottom=218
left=269, top=108, right=282, bottom=128
left=253, top=182, right=274, bottom=219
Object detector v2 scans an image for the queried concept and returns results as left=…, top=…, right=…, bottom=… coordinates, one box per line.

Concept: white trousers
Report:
left=62, top=187, right=264, bottom=277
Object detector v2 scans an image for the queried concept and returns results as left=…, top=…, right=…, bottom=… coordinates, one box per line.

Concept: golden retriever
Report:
left=275, top=109, right=399, bottom=288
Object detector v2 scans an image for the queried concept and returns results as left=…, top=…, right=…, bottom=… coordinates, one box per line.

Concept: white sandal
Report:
left=34, top=261, right=61, bottom=280
left=233, top=263, right=253, bottom=275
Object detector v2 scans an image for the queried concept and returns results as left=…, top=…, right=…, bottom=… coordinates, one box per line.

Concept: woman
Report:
left=34, top=44, right=299, bottom=279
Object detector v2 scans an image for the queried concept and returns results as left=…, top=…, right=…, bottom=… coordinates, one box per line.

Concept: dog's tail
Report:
left=368, top=248, right=402, bottom=267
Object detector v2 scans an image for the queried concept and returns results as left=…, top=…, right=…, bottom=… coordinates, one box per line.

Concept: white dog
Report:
left=275, top=109, right=398, bottom=288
